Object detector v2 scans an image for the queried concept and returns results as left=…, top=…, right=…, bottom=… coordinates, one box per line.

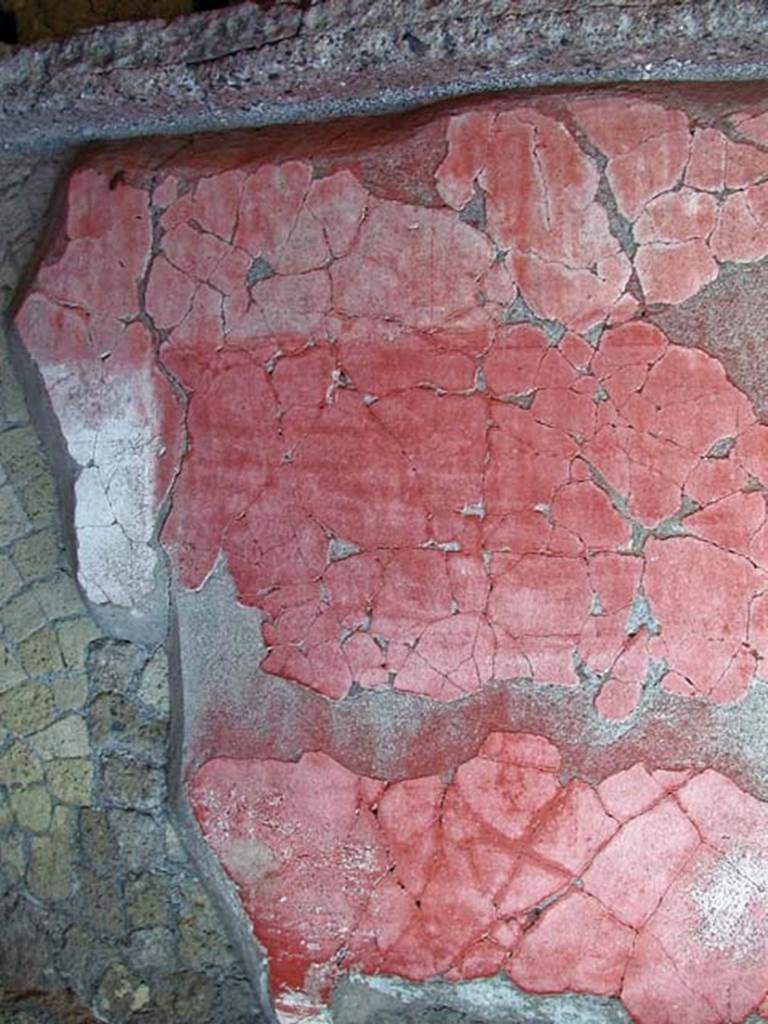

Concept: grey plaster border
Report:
left=165, top=590, right=279, bottom=1024
left=2, top=0, right=768, bottom=156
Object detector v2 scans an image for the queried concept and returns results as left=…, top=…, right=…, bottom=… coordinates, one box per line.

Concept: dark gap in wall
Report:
left=193, top=0, right=312, bottom=8
left=193, top=0, right=234, bottom=9
left=0, top=3, right=18, bottom=43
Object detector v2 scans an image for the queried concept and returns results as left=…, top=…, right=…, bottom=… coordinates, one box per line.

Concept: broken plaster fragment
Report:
left=328, top=538, right=361, bottom=562
left=247, top=256, right=275, bottom=286
left=706, top=436, right=736, bottom=459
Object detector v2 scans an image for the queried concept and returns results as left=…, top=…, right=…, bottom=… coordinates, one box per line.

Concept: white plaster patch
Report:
left=276, top=993, right=334, bottom=1024
left=45, top=362, right=163, bottom=609
left=689, top=844, right=768, bottom=961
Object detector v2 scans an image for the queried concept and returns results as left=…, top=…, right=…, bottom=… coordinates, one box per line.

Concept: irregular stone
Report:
left=125, top=872, right=170, bottom=929
left=102, top=756, right=165, bottom=810
left=31, top=715, right=89, bottom=759
left=89, top=691, right=167, bottom=762
left=0, top=642, right=25, bottom=694
left=20, top=473, right=57, bottom=528
left=10, top=784, right=52, bottom=832
left=0, top=350, right=29, bottom=427
left=0, top=426, right=44, bottom=488
left=46, top=757, right=92, bottom=805
left=11, top=528, right=60, bottom=580
left=179, top=883, right=237, bottom=970
left=0, top=888, right=66, bottom=991
left=35, top=571, right=83, bottom=620
left=0, top=483, right=29, bottom=545
left=0, top=551, right=22, bottom=604
left=142, top=972, right=216, bottom=1022
left=87, top=640, right=143, bottom=693
left=129, top=926, right=177, bottom=972
left=0, top=587, right=46, bottom=641
left=27, top=807, right=73, bottom=901
left=56, top=617, right=101, bottom=669
left=138, top=649, right=170, bottom=716
left=213, top=976, right=260, bottom=1024
left=0, top=682, right=56, bottom=735
left=0, top=788, right=11, bottom=828
left=94, top=963, right=150, bottom=1022
left=0, top=831, right=26, bottom=882
left=79, top=809, right=113, bottom=871
left=61, top=923, right=113, bottom=996
left=76, top=866, right=126, bottom=938
left=52, top=672, right=89, bottom=711
left=18, top=624, right=65, bottom=675
left=89, top=692, right=140, bottom=745
left=108, top=809, right=164, bottom=872
left=0, top=741, right=44, bottom=786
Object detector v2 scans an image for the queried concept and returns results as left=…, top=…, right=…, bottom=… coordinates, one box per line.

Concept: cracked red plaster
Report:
left=15, top=90, right=768, bottom=1023
left=190, top=744, right=768, bottom=1023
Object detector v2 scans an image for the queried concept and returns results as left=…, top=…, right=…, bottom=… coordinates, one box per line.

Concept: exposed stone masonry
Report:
left=0, top=155, right=266, bottom=1023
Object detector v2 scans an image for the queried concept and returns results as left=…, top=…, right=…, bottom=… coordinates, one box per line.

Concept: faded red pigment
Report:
left=15, top=92, right=768, bottom=1022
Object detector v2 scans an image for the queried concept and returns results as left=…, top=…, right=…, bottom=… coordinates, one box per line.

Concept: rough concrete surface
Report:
left=3, top=1, right=768, bottom=153
left=332, top=974, right=634, bottom=1024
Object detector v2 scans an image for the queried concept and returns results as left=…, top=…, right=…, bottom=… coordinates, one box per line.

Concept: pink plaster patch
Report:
left=191, top=750, right=768, bottom=1022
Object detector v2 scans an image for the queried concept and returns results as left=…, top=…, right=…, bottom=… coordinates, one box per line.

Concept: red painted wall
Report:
left=16, top=88, right=768, bottom=1023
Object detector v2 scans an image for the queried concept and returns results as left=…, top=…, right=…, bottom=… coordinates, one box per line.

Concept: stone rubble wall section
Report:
left=0, top=155, right=267, bottom=1023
